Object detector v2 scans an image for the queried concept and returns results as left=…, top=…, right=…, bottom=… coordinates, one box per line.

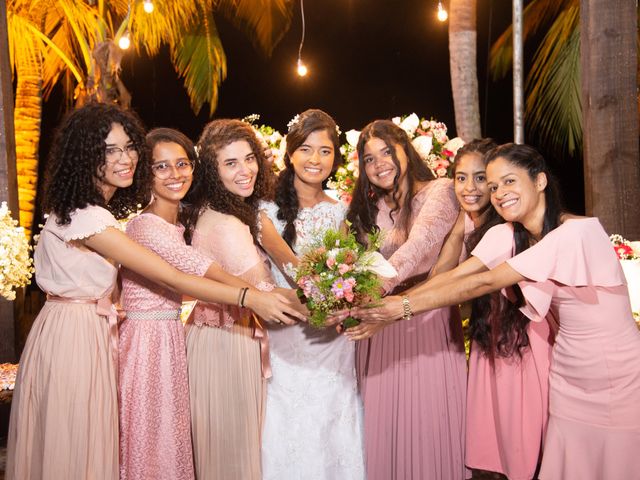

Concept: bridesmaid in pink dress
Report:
left=180, top=119, right=302, bottom=480
left=6, top=105, right=300, bottom=480
left=432, top=139, right=553, bottom=480
left=349, top=143, right=640, bottom=480
left=345, top=120, right=467, bottom=480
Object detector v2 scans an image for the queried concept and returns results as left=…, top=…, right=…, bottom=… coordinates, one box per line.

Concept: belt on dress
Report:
left=125, top=309, right=181, bottom=321
left=46, top=294, right=120, bottom=380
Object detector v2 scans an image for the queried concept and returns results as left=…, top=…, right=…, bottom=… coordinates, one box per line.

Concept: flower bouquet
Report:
left=0, top=202, right=34, bottom=300
left=243, top=114, right=287, bottom=174
left=610, top=234, right=640, bottom=323
left=289, top=227, right=397, bottom=328
left=327, top=129, right=360, bottom=204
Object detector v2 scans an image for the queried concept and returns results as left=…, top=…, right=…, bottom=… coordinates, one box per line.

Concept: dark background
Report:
left=39, top=0, right=584, bottom=213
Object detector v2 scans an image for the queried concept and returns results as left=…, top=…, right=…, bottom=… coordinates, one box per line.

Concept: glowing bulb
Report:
left=118, top=32, right=131, bottom=50
left=437, top=2, right=448, bottom=22
left=143, top=0, right=154, bottom=13
left=297, top=59, right=308, bottom=77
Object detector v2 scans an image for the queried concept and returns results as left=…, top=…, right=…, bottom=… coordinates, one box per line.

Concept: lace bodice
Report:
left=121, top=213, right=213, bottom=312
left=377, top=178, right=459, bottom=292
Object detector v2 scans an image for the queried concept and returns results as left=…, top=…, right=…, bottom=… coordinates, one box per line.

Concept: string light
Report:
left=118, top=31, right=131, bottom=50
left=296, top=0, right=308, bottom=77
left=143, top=0, right=154, bottom=13
left=437, top=1, right=448, bottom=22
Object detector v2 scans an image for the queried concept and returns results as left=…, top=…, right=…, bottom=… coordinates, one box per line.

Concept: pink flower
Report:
left=326, top=257, right=336, bottom=268
left=614, top=244, right=634, bottom=259
left=338, top=263, right=351, bottom=275
left=331, top=277, right=357, bottom=302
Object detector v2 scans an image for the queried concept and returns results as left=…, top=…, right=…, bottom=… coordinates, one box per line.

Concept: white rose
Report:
left=399, top=113, right=420, bottom=137
left=412, top=135, right=433, bottom=160
left=346, top=129, right=361, bottom=147
left=444, top=137, right=465, bottom=156
left=359, top=251, right=398, bottom=279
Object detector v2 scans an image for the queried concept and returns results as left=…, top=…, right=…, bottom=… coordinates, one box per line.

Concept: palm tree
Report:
left=448, top=0, right=481, bottom=141
left=7, top=0, right=294, bottom=238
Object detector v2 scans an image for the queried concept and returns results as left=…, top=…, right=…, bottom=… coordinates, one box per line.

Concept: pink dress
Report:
left=119, top=214, right=213, bottom=480
left=187, top=208, right=273, bottom=480
left=469, top=221, right=553, bottom=480
left=475, top=218, right=640, bottom=480
left=6, top=206, right=120, bottom=480
left=356, top=179, right=468, bottom=480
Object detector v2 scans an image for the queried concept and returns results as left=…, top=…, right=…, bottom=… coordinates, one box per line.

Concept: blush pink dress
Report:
left=468, top=220, right=553, bottom=480
left=6, top=206, right=120, bottom=480
left=186, top=208, right=274, bottom=480
left=474, top=218, right=640, bottom=480
left=119, top=213, right=213, bottom=480
left=356, top=179, right=468, bottom=480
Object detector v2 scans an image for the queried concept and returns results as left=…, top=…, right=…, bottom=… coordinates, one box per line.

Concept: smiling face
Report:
left=216, top=140, right=259, bottom=198
left=487, top=156, right=547, bottom=226
left=290, top=129, right=335, bottom=187
left=97, top=122, right=138, bottom=200
left=454, top=152, right=490, bottom=216
left=362, top=137, right=408, bottom=192
left=150, top=142, right=193, bottom=204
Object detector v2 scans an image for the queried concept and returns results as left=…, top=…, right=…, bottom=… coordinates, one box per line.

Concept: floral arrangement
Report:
left=392, top=113, right=465, bottom=178
left=610, top=234, right=640, bottom=260
left=289, top=227, right=396, bottom=328
left=0, top=363, right=18, bottom=391
left=243, top=114, right=287, bottom=174
left=327, top=129, right=360, bottom=203
left=0, top=202, right=34, bottom=300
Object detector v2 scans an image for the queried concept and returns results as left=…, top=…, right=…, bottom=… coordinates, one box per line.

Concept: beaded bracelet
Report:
left=401, top=295, right=413, bottom=321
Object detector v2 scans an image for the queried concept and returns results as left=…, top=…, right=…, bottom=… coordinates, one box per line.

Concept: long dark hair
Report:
left=275, top=109, right=341, bottom=248
left=146, top=128, right=197, bottom=163
left=181, top=119, right=270, bottom=244
left=347, top=119, right=435, bottom=244
left=43, top=102, right=150, bottom=224
left=472, top=143, right=564, bottom=358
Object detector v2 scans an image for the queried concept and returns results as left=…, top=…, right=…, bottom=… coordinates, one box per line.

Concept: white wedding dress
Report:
left=260, top=200, right=366, bottom=480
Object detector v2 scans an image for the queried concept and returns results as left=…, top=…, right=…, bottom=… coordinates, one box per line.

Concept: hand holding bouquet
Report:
left=289, top=228, right=397, bottom=328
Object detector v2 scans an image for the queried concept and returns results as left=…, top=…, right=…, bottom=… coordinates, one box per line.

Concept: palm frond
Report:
left=131, top=0, right=199, bottom=55
left=170, top=7, right=227, bottom=116
left=525, top=6, right=581, bottom=155
left=6, top=10, right=43, bottom=77
left=490, top=0, right=577, bottom=79
left=215, top=0, right=294, bottom=56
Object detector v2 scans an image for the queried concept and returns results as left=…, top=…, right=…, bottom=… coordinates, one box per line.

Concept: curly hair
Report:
left=181, top=119, right=271, bottom=244
left=470, top=143, right=564, bottom=360
left=275, top=109, right=342, bottom=248
left=347, top=119, right=435, bottom=245
left=43, top=102, right=151, bottom=225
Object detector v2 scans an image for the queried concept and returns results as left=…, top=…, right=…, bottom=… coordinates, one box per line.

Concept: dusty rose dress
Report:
left=6, top=206, right=120, bottom=480
left=119, top=214, right=213, bottom=480
left=187, top=208, right=273, bottom=480
left=356, top=179, right=468, bottom=480
left=468, top=220, right=553, bottom=480
left=474, top=218, right=640, bottom=480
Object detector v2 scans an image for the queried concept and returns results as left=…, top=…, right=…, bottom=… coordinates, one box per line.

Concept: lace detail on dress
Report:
left=59, top=205, right=122, bottom=241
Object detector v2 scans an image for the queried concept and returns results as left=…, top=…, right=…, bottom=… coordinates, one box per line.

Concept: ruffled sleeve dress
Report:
left=6, top=205, right=121, bottom=480
left=477, top=218, right=640, bottom=480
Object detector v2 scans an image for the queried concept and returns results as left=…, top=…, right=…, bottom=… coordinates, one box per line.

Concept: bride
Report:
left=259, top=109, right=365, bottom=479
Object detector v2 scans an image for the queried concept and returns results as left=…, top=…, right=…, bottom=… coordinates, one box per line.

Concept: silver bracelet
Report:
left=401, top=296, right=413, bottom=321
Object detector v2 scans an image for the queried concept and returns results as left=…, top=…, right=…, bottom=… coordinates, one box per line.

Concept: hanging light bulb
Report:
left=437, top=1, right=448, bottom=22
left=296, top=58, right=308, bottom=77
left=143, top=0, right=154, bottom=13
left=118, top=31, right=131, bottom=50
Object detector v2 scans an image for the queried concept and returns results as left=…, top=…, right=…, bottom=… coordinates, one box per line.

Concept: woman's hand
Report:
left=349, top=295, right=405, bottom=323
left=274, top=287, right=309, bottom=318
left=343, top=320, right=390, bottom=341
left=245, top=290, right=306, bottom=326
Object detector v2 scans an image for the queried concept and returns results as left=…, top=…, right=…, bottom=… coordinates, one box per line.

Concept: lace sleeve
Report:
left=384, top=179, right=458, bottom=291
left=62, top=205, right=121, bottom=241
left=126, top=214, right=213, bottom=277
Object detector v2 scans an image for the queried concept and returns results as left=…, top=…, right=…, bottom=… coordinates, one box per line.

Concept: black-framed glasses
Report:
left=105, top=144, right=139, bottom=163
left=151, top=159, right=195, bottom=179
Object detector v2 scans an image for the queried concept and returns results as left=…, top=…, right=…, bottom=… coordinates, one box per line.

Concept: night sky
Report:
left=39, top=0, right=585, bottom=212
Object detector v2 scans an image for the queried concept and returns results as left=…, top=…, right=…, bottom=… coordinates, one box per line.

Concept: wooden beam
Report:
left=581, top=0, right=640, bottom=238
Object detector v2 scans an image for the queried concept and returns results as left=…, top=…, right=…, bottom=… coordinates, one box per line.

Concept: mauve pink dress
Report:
left=119, top=213, right=212, bottom=480
left=469, top=221, right=553, bottom=480
left=475, top=218, right=640, bottom=480
left=356, top=179, right=468, bottom=480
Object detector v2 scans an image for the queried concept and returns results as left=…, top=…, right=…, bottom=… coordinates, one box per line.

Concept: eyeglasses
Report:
left=105, top=144, right=139, bottom=163
left=151, top=159, right=195, bottom=179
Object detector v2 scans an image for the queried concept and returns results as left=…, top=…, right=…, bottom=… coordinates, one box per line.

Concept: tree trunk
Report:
left=448, top=0, right=481, bottom=141
left=13, top=52, right=43, bottom=240
left=581, top=0, right=640, bottom=238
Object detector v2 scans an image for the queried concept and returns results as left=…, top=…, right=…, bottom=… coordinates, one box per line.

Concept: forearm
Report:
left=205, top=263, right=252, bottom=289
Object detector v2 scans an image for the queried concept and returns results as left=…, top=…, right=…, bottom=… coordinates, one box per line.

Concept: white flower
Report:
left=358, top=251, right=397, bottom=279
left=287, top=114, right=300, bottom=131
left=444, top=137, right=465, bottom=156
left=399, top=113, right=420, bottom=137
left=412, top=135, right=433, bottom=160
left=391, top=116, right=401, bottom=126
left=346, top=129, right=361, bottom=147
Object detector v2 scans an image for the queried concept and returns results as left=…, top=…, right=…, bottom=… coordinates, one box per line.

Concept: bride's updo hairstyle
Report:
left=275, top=109, right=341, bottom=249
